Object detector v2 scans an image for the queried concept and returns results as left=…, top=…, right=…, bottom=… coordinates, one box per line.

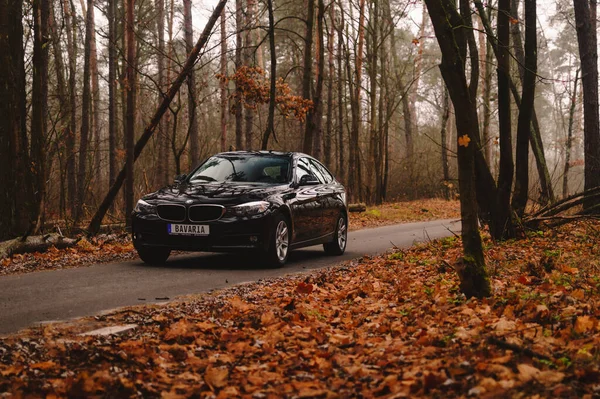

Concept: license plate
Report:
left=168, top=224, right=210, bottom=236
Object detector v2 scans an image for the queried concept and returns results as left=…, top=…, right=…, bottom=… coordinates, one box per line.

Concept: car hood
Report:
left=143, top=181, right=290, bottom=205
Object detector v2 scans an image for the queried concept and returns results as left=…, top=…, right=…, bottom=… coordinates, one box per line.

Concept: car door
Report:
left=309, top=159, right=338, bottom=234
left=291, top=157, right=323, bottom=243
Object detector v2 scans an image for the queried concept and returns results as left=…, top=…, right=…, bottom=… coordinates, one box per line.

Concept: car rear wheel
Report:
left=324, top=214, right=347, bottom=255
left=136, top=246, right=171, bottom=265
left=262, top=213, right=290, bottom=267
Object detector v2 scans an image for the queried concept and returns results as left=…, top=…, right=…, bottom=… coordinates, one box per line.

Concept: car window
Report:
left=307, top=160, right=327, bottom=184
left=310, top=159, right=333, bottom=183
left=189, top=155, right=291, bottom=184
left=296, top=158, right=318, bottom=183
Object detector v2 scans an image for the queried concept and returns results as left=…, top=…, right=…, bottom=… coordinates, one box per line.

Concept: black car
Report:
left=132, top=151, right=348, bottom=267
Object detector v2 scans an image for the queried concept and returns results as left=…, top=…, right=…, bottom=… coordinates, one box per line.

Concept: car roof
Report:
left=215, top=150, right=302, bottom=158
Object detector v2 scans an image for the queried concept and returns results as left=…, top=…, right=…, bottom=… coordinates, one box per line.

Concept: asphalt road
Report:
left=0, top=219, right=460, bottom=335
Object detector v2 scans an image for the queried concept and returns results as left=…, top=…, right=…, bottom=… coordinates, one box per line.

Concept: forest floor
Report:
left=1, top=218, right=599, bottom=397
left=0, top=199, right=459, bottom=276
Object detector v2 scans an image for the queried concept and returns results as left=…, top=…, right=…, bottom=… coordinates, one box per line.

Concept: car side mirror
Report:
left=174, top=174, right=187, bottom=184
left=299, top=174, right=320, bottom=186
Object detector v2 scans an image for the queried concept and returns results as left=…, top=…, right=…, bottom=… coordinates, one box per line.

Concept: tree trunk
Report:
left=184, top=0, right=199, bottom=166
left=350, top=0, right=366, bottom=201
left=512, top=0, right=537, bottom=218
left=261, top=0, right=277, bottom=150
left=108, top=0, right=118, bottom=188
left=49, top=0, right=70, bottom=215
left=125, top=0, right=136, bottom=227
left=478, top=13, right=492, bottom=166
left=235, top=0, right=244, bottom=150
left=573, top=0, right=600, bottom=210
left=324, top=6, right=335, bottom=169
left=367, top=0, right=379, bottom=204
left=311, top=0, right=325, bottom=160
left=425, top=0, right=491, bottom=298
left=495, top=0, right=515, bottom=239
left=0, top=0, right=31, bottom=239
left=302, top=0, right=316, bottom=155
left=63, top=0, right=78, bottom=217
left=31, top=0, right=50, bottom=233
left=155, top=0, right=167, bottom=186
left=441, top=88, right=451, bottom=199
left=75, top=0, right=94, bottom=222
left=244, top=0, right=255, bottom=149
left=563, top=70, right=579, bottom=198
left=510, top=0, right=554, bottom=205
left=220, top=8, right=228, bottom=152
left=88, top=0, right=227, bottom=235
left=335, top=1, right=345, bottom=184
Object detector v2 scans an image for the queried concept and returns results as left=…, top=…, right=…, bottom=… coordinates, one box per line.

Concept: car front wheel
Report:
left=262, top=213, right=290, bottom=267
left=136, top=246, right=171, bottom=265
left=324, top=214, right=347, bottom=255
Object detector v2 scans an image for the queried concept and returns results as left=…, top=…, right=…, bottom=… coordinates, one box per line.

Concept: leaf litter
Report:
left=1, top=220, right=599, bottom=397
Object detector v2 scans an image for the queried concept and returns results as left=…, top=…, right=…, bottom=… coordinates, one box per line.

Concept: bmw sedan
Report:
left=132, top=151, right=348, bottom=267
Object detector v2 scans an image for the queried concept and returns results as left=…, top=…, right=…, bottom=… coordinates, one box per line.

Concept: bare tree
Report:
left=573, top=0, right=600, bottom=211
left=220, top=8, right=228, bottom=152
left=184, top=0, right=199, bottom=165
left=125, top=0, right=136, bottom=227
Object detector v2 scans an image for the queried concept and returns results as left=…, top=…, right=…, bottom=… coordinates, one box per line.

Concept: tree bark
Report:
left=335, top=1, right=345, bottom=184
left=31, top=0, right=50, bottom=233
left=235, top=0, right=244, bottom=150
left=425, top=0, right=491, bottom=298
left=155, top=0, right=167, bottom=186
left=495, top=0, right=515, bottom=239
left=244, top=0, right=255, bottom=149
left=324, top=6, right=335, bottom=169
left=302, top=0, right=316, bottom=155
left=563, top=70, right=579, bottom=198
left=184, top=0, right=199, bottom=166
left=0, top=0, right=31, bottom=239
left=573, top=0, right=600, bottom=210
left=63, top=0, right=77, bottom=217
left=108, top=0, right=118, bottom=188
left=512, top=0, right=537, bottom=218
left=311, top=0, right=325, bottom=159
left=261, top=0, right=277, bottom=149
left=88, top=0, right=227, bottom=235
left=220, top=8, right=228, bottom=152
left=367, top=0, right=379, bottom=204
left=125, top=0, right=136, bottom=227
left=441, top=88, right=451, bottom=199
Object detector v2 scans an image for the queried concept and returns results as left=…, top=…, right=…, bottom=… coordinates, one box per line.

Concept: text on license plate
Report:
left=168, top=224, right=210, bottom=236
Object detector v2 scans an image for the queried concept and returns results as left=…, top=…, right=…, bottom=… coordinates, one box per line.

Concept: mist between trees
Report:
left=1, top=0, right=598, bottom=277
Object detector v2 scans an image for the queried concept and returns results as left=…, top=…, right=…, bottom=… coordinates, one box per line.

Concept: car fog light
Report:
left=250, top=236, right=258, bottom=242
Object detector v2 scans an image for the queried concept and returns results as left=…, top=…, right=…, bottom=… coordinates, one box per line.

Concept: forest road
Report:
left=0, top=219, right=460, bottom=335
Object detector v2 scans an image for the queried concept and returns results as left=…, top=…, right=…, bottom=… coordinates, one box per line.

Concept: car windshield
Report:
left=188, top=155, right=291, bottom=184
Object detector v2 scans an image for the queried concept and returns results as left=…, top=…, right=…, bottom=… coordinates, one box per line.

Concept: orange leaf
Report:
left=204, top=366, right=229, bottom=390
left=295, top=282, right=314, bottom=295
left=412, top=38, right=420, bottom=45
left=458, top=135, right=471, bottom=147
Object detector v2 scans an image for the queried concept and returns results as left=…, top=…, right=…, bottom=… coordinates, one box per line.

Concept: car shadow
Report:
left=132, top=247, right=329, bottom=271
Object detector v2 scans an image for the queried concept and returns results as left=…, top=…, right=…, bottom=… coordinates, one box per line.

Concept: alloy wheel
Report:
left=275, top=220, right=289, bottom=261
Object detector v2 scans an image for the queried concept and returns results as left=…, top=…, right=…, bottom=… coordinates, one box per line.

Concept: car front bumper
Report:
left=132, top=211, right=276, bottom=253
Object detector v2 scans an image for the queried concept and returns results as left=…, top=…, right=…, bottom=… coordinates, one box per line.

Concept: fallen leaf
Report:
left=574, top=316, right=596, bottom=334
left=296, top=282, right=314, bottom=295
left=204, top=366, right=229, bottom=390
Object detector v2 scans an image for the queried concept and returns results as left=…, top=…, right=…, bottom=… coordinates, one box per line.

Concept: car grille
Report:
left=189, top=204, right=225, bottom=222
left=157, top=204, right=186, bottom=222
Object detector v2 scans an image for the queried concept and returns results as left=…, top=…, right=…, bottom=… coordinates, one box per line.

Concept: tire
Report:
left=136, top=246, right=171, bottom=265
left=324, top=214, right=347, bottom=255
left=262, top=213, right=291, bottom=268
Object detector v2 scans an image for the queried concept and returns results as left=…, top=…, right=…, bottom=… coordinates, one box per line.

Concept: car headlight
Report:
left=229, top=201, right=270, bottom=217
left=134, top=199, right=157, bottom=214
